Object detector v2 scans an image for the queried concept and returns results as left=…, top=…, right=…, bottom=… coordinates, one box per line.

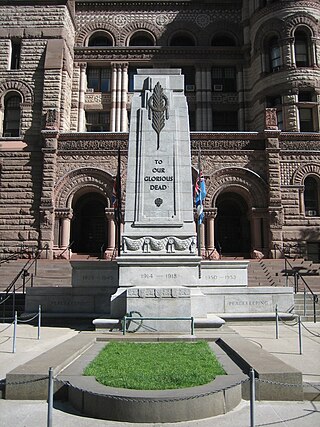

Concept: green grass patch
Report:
left=83, top=341, right=226, bottom=390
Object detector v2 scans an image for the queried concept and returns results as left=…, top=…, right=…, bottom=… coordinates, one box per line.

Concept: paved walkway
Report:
left=0, top=320, right=319, bottom=426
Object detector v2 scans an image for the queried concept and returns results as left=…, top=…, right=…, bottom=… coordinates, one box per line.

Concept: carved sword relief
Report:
left=147, top=82, right=169, bottom=150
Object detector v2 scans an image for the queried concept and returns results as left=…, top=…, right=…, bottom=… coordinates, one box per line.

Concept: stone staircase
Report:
left=1, top=256, right=319, bottom=320
left=294, top=293, right=319, bottom=322
left=0, top=259, right=72, bottom=320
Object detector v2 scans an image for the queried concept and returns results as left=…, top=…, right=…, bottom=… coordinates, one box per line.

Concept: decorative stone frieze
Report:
left=123, top=236, right=196, bottom=254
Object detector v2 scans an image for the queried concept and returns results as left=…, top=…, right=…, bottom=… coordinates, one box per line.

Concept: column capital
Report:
left=55, top=208, right=73, bottom=219
left=205, top=208, right=217, bottom=219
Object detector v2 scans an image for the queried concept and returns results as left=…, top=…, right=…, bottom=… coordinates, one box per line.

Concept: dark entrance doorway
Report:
left=215, top=192, right=251, bottom=256
left=71, top=193, right=107, bottom=254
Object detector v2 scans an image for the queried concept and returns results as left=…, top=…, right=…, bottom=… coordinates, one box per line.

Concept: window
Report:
left=294, top=30, right=310, bottom=67
left=87, top=68, right=111, bottom=92
left=269, top=37, right=281, bottom=71
left=128, top=66, right=149, bottom=92
left=170, top=34, right=195, bottom=47
left=3, top=92, right=21, bottom=137
left=172, top=66, right=195, bottom=90
left=86, top=111, right=110, bottom=132
left=88, top=32, right=112, bottom=47
left=212, top=67, right=237, bottom=92
left=211, top=34, right=236, bottom=47
left=10, top=39, right=21, bottom=70
left=212, top=111, right=238, bottom=131
left=304, top=176, right=319, bottom=216
left=298, top=91, right=313, bottom=102
left=266, top=96, right=283, bottom=130
left=129, top=32, right=154, bottom=46
left=299, top=108, right=314, bottom=131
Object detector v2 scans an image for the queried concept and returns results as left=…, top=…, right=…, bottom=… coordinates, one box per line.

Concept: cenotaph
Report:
left=112, top=69, right=201, bottom=331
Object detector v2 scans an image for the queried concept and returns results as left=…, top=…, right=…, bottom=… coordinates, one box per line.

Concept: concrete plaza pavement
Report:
left=0, top=320, right=319, bottom=426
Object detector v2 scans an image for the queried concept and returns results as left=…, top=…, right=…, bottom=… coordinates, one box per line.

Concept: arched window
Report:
left=269, top=36, right=281, bottom=71
left=304, top=176, right=319, bottom=216
left=294, top=29, right=310, bottom=67
left=3, top=92, right=21, bottom=137
left=211, top=34, right=236, bottom=47
left=128, top=32, right=154, bottom=46
left=88, top=32, right=113, bottom=47
left=169, top=33, right=195, bottom=47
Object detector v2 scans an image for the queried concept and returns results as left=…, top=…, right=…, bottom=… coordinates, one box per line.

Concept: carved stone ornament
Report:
left=265, top=108, right=278, bottom=130
left=45, top=109, right=59, bottom=130
left=122, top=236, right=196, bottom=254
left=270, top=210, right=284, bottom=229
left=147, top=82, right=169, bottom=150
left=41, top=210, right=53, bottom=228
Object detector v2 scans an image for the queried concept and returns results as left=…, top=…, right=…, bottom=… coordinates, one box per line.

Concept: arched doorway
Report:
left=215, top=192, right=251, bottom=256
left=71, top=193, right=108, bottom=254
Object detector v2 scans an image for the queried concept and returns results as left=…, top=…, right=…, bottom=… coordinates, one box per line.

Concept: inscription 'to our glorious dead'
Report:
left=144, top=159, right=173, bottom=190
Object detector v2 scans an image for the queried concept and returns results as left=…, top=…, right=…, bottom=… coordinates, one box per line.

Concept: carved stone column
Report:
left=121, top=63, right=129, bottom=132
left=282, top=38, right=294, bottom=68
left=40, top=110, right=59, bottom=259
left=264, top=128, right=283, bottom=258
left=311, top=37, right=317, bottom=67
left=116, top=64, right=122, bottom=132
left=110, top=63, right=118, bottom=132
left=106, top=211, right=116, bottom=252
left=195, top=66, right=202, bottom=130
left=205, top=67, right=212, bottom=130
left=77, top=63, right=87, bottom=132
left=283, top=91, right=299, bottom=132
left=61, top=212, right=73, bottom=248
left=205, top=209, right=217, bottom=251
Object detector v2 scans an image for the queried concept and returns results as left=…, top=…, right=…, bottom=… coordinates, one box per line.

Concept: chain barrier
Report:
left=278, top=315, right=298, bottom=326
left=17, top=312, right=39, bottom=323
left=256, top=377, right=302, bottom=388
left=54, top=376, right=250, bottom=403
left=5, top=375, right=49, bottom=386
left=301, top=321, right=320, bottom=338
left=0, top=293, right=13, bottom=306
left=0, top=321, right=14, bottom=334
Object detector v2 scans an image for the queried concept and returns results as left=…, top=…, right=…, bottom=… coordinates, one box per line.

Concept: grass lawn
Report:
left=83, top=341, right=226, bottom=390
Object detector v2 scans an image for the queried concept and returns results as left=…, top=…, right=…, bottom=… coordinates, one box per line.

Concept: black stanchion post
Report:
left=47, top=367, right=53, bottom=427
left=250, top=367, right=255, bottom=427
left=275, top=304, right=279, bottom=339
left=298, top=316, right=303, bottom=355
left=38, top=305, right=41, bottom=340
left=12, top=311, right=17, bottom=353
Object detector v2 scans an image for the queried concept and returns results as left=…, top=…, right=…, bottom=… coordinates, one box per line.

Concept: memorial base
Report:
left=111, top=286, right=193, bottom=333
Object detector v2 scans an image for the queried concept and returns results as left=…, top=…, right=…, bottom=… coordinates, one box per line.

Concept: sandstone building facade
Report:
left=0, top=0, right=320, bottom=261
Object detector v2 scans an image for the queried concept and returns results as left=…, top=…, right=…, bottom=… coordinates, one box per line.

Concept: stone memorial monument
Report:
left=112, top=69, right=201, bottom=331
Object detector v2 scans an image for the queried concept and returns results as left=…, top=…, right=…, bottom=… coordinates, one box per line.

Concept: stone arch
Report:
left=120, top=21, right=160, bottom=46
left=285, top=12, right=319, bottom=38
left=0, top=80, right=33, bottom=106
left=292, top=164, right=320, bottom=185
left=76, top=22, right=119, bottom=46
left=54, top=167, right=114, bottom=209
left=207, top=167, right=268, bottom=209
left=253, top=18, right=284, bottom=53
left=208, top=22, right=242, bottom=46
left=211, top=30, right=238, bottom=46
left=127, top=29, right=156, bottom=47
left=160, top=22, right=198, bottom=47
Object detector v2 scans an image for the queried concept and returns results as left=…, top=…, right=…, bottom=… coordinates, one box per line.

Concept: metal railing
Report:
left=55, top=241, right=73, bottom=260
left=0, top=245, right=49, bottom=320
left=284, top=257, right=318, bottom=323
